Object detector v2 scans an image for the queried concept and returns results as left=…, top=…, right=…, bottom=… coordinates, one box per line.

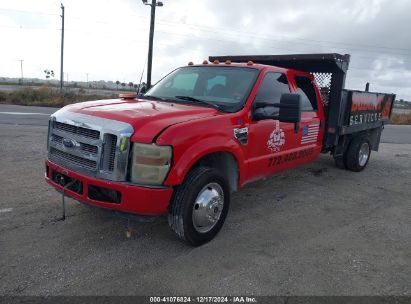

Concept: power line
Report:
left=2, top=19, right=410, bottom=61
left=156, top=19, right=411, bottom=53
left=151, top=28, right=411, bottom=60
left=3, top=22, right=409, bottom=62
left=1, top=7, right=410, bottom=76
left=2, top=6, right=410, bottom=54
left=153, top=20, right=411, bottom=56
left=0, top=25, right=59, bottom=31
left=61, top=10, right=411, bottom=54
left=0, top=7, right=57, bottom=16
left=3, top=22, right=410, bottom=59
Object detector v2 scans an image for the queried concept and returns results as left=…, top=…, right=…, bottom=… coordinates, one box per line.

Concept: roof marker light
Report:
left=225, top=59, right=232, bottom=64
left=213, top=60, right=220, bottom=64
left=202, top=60, right=208, bottom=64
left=188, top=61, right=194, bottom=65
left=247, top=60, right=254, bottom=65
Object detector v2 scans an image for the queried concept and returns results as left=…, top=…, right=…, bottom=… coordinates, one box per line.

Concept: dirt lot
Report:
left=0, top=117, right=410, bottom=296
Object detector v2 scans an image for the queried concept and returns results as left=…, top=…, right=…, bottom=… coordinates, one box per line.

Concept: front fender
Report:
left=164, top=136, right=247, bottom=186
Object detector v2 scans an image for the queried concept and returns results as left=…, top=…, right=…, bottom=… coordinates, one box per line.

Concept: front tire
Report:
left=168, top=166, right=230, bottom=246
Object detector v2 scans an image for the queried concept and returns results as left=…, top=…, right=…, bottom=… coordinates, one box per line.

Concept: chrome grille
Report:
left=102, top=134, right=117, bottom=172
left=80, top=142, right=98, bottom=154
left=51, top=133, right=63, bottom=143
left=50, top=147, right=97, bottom=171
left=54, top=121, right=100, bottom=139
left=47, top=111, right=133, bottom=181
left=51, top=134, right=98, bottom=155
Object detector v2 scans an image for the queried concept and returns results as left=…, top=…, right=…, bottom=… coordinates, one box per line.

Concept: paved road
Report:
left=0, top=105, right=410, bottom=296
left=381, top=125, right=411, bottom=144
left=0, top=104, right=57, bottom=126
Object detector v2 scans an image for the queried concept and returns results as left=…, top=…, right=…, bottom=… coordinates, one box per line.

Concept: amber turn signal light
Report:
left=119, top=93, right=137, bottom=99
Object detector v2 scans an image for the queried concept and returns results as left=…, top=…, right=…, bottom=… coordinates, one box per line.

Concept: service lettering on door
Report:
left=268, top=148, right=314, bottom=167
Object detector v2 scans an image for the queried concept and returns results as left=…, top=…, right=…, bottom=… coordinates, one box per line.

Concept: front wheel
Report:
left=168, top=166, right=230, bottom=246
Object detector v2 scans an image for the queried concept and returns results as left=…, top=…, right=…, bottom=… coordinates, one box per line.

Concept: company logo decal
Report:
left=349, top=92, right=394, bottom=126
left=234, top=127, right=248, bottom=145
left=267, top=121, right=285, bottom=152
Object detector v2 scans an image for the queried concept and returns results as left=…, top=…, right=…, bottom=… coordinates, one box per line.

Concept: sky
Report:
left=0, top=0, right=410, bottom=100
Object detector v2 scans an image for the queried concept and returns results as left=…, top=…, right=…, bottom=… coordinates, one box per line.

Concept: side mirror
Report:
left=252, top=93, right=301, bottom=123
left=138, top=86, right=147, bottom=95
left=276, top=93, right=301, bottom=123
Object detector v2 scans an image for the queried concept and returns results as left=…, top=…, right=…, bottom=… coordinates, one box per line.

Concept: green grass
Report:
left=0, top=86, right=115, bottom=107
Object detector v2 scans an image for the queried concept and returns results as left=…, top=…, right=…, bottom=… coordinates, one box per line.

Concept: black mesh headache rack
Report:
left=209, top=54, right=395, bottom=150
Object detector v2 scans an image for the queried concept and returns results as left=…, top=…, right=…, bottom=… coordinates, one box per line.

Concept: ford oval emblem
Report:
left=62, top=138, right=76, bottom=149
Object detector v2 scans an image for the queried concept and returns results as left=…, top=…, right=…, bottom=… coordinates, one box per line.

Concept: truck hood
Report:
left=63, top=98, right=219, bottom=142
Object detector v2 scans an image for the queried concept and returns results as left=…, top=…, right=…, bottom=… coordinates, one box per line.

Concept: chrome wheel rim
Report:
left=192, top=182, right=224, bottom=233
left=359, top=142, right=370, bottom=166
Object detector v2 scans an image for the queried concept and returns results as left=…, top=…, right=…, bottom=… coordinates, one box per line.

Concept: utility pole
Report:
left=60, top=3, right=65, bottom=92
left=18, top=59, right=24, bottom=84
left=142, top=0, right=163, bottom=89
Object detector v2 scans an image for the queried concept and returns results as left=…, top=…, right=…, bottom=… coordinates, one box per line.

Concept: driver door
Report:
left=246, top=72, right=300, bottom=182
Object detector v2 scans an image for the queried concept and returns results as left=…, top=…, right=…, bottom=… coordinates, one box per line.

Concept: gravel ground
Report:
left=0, top=123, right=410, bottom=296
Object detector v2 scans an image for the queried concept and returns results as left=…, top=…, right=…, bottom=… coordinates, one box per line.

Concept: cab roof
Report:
left=187, top=61, right=290, bottom=73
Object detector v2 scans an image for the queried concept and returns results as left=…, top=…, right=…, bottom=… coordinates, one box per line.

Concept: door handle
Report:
left=294, top=122, right=299, bottom=134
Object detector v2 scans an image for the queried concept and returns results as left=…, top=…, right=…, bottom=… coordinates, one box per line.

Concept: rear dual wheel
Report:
left=334, top=136, right=371, bottom=172
left=346, top=137, right=371, bottom=172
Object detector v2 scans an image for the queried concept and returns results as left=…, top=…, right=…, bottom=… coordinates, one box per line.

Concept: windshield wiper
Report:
left=139, top=95, right=169, bottom=101
left=174, top=96, right=221, bottom=110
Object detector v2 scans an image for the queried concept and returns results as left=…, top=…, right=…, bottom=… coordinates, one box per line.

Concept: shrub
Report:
left=0, top=87, right=114, bottom=107
left=391, top=113, right=411, bottom=125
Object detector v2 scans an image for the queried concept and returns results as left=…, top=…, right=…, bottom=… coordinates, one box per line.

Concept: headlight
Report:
left=131, top=143, right=172, bottom=185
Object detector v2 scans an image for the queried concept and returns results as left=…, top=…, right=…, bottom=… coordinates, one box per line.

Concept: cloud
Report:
left=0, top=0, right=410, bottom=100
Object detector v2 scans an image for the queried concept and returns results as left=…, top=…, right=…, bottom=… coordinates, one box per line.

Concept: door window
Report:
left=254, top=73, right=290, bottom=114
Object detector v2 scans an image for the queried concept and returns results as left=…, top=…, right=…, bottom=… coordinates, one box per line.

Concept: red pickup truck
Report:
left=45, top=53, right=395, bottom=245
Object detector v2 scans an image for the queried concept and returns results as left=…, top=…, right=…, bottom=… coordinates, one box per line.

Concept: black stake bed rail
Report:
left=209, top=53, right=395, bottom=150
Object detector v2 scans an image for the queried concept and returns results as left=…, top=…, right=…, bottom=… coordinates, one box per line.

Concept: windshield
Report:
left=145, top=66, right=260, bottom=112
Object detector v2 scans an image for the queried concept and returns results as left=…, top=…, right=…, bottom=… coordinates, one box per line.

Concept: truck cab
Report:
left=45, top=54, right=395, bottom=246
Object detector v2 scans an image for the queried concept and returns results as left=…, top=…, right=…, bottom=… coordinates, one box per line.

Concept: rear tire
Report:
left=333, top=155, right=346, bottom=169
left=168, top=166, right=230, bottom=246
left=345, top=137, right=371, bottom=172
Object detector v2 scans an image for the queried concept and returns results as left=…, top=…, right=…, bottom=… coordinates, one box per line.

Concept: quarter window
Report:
left=295, top=76, right=318, bottom=111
